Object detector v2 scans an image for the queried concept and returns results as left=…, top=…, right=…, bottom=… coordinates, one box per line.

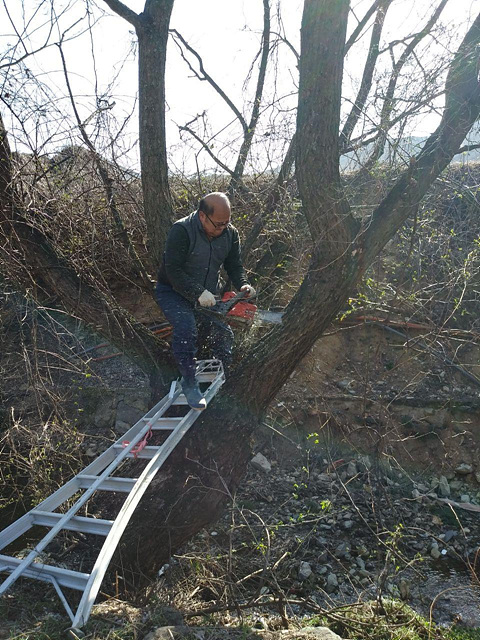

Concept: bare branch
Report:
left=57, top=42, right=152, bottom=288
left=170, top=29, right=247, bottom=131
left=457, top=142, right=480, bottom=154
left=362, top=12, right=480, bottom=265
left=178, top=123, right=236, bottom=177
left=341, top=0, right=392, bottom=148
left=345, top=0, right=381, bottom=54
left=362, top=0, right=451, bottom=172
left=228, top=0, right=271, bottom=194
left=102, top=0, right=141, bottom=28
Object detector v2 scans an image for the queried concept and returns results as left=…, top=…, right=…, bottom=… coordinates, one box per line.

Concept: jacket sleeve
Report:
left=164, top=224, right=205, bottom=302
left=223, top=228, right=249, bottom=290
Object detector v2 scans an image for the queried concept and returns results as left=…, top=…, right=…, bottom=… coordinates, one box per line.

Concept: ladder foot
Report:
left=66, top=627, right=85, bottom=639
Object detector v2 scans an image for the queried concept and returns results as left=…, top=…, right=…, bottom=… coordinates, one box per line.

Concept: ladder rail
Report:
left=72, top=370, right=225, bottom=628
left=0, top=360, right=225, bottom=631
left=0, top=396, right=174, bottom=552
left=0, top=385, right=184, bottom=595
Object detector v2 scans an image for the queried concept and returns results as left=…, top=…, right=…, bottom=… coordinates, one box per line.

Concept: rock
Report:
left=456, top=463, right=473, bottom=475
left=144, top=626, right=189, bottom=640
left=114, top=419, right=131, bottom=435
left=475, top=472, right=480, bottom=484
left=334, top=541, right=350, bottom=558
left=460, top=494, right=471, bottom=503
left=115, top=400, right=145, bottom=428
left=357, top=455, right=372, bottom=470
left=93, top=398, right=115, bottom=429
left=443, top=530, right=457, bottom=543
left=438, top=476, right=451, bottom=497
left=337, top=379, right=353, bottom=391
left=450, top=480, right=463, bottom=490
left=298, top=561, right=313, bottom=581
left=412, top=489, right=421, bottom=499
left=343, top=520, right=354, bottom=530
left=430, top=544, right=441, bottom=560
left=250, top=452, right=271, bottom=473
left=399, top=579, right=411, bottom=600
left=326, top=572, right=339, bottom=593
left=297, top=627, right=344, bottom=640
left=346, top=461, right=358, bottom=478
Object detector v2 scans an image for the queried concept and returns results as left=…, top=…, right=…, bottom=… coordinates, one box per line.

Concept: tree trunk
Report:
left=136, top=0, right=175, bottom=267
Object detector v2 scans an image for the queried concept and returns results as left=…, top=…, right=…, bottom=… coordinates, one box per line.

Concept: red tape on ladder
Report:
left=122, top=426, right=153, bottom=459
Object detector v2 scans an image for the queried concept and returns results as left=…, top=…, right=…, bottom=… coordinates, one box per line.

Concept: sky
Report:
left=0, top=0, right=478, bottom=174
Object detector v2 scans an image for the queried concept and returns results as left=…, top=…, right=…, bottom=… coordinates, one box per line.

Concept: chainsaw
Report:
left=199, top=290, right=283, bottom=327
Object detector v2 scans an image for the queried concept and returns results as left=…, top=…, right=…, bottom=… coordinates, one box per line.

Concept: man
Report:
left=155, top=192, right=255, bottom=410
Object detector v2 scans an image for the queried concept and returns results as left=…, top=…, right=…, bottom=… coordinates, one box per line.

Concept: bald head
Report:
left=198, top=192, right=231, bottom=239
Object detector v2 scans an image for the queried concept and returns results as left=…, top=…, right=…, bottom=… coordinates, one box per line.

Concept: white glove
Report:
left=240, top=284, right=256, bottom=298
left=198, top=289, right=216, bottom=307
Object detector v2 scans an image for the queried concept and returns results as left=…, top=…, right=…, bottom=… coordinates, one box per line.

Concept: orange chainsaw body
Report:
left=222, top=291, right=257, bottom=326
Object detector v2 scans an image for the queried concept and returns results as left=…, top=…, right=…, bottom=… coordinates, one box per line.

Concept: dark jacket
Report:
left=157, top=211, right=248, bottom=303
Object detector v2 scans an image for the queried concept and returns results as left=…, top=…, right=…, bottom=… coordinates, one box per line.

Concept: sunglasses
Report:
left=204, top=212, right=230, bottom=229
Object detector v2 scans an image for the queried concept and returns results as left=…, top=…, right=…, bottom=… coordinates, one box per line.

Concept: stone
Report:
left=114, top=419, right=131, bottom=435
left=460, top=494, right=471, bottom=503
left=298, top=561, right=313, bottom=581
left=297, top=627, right=344, bottom=640
left=343, top=520, right=354, bottom=530
left=475, top=472, right=480, bottom=484
left=346, top=461, right=358, bottom=478
left=115, top=400, right=145, bottom=429
left=337, top=379, right=353, bottom=391
left=326, top=572, right=339, bottom=593
left=443, top=530, right=457, bottom=543
left=250, top=452, right=271, bottom=473
left=144, top=626, right=189, bottom=640
left=438, top=476, right=451, bottom=497
left=456, top=463, right=473, bottom=475
left=430, top=544, right=441, bottom=560
left=334, top=541, right=350, bottom=558
left=399, top=579, right=410, bottom=600
left=93, top=398, right=115, bottom=429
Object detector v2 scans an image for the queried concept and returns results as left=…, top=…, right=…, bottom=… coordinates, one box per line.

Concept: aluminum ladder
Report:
left=0, top=359, right=224, bottom=637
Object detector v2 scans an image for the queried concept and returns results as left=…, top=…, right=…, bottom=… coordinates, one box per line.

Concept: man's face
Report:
left=199, top=203, right=231, bottom=239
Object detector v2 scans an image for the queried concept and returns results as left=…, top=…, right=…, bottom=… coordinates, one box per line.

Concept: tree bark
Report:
left=103, top=0, right=175, bottom=267
left=136, top=0, right=175, bottom=267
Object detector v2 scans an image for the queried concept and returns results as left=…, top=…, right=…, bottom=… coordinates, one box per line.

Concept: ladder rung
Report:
left=0, top=554, right=89, bottom=591
left=32, top=511, right=113, bottom=536
left=112, top=445, right=162, bottom=459
left=196, top=372, right=218, bottom=382
left=141, top=417, right=181, bottom=430
left=77, top=475, right=137, bottom=493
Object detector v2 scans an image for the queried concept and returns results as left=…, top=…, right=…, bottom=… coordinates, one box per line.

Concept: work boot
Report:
left=180, top=377, right=207, bottom=411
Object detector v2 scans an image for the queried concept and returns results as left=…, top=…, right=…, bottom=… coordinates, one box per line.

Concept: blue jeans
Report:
left=155, top=283, right=234, bottom=378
